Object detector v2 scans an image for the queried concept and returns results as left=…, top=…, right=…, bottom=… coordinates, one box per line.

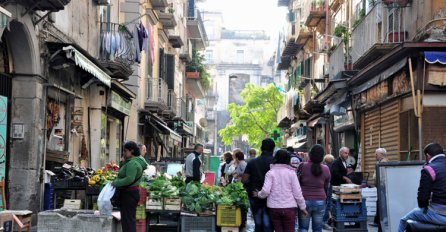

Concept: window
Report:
left=205, top=50, right=213, bottom=64
left=236, top=50, right=244, bottom=63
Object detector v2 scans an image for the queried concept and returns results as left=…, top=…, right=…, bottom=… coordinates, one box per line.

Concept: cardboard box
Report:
left=0, top=212, right=13, bottom=232
left=63, top=199, right=82, bottom=210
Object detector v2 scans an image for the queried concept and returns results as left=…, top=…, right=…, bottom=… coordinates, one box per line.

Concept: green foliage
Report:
left=180, top=182, right=223, bottom=212
left=353, top=9, right=366, bottom=28
left=145, top=176, right=179, bottom=200
left=218, top=83, right=284, bottom=148
left=217, top=182, right=249, bottom=209
left=187, top=49, right=211, bottom=91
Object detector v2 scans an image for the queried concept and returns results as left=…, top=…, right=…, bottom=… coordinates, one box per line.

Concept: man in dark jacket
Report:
left=330, top=147, right=352, bottom=186
left=398, top=143, right=446, bottom=232
left=243, top=138, right=275, bottom=232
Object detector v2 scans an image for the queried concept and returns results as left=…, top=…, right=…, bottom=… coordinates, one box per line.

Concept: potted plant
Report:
left=318, top=0, right=325, bottom=11
left=186, top=50, right=211, bottom=91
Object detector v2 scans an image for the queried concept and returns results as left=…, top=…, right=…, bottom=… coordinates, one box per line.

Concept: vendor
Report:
left=112, top=141, right=148, bottom=232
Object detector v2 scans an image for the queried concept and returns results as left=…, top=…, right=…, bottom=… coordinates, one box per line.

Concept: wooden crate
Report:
left=164, top=198, right=181, bottom=211
left=63, top=199, right=82, bottom=209
left=146, top=198, right=163, bottom=210
left=339, top=194, right=362, bottom=203
left=222, top=227, right=239, bottom=232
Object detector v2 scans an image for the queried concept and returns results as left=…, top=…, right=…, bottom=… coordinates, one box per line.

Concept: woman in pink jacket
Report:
left=253, top=149, right=308, bottom=232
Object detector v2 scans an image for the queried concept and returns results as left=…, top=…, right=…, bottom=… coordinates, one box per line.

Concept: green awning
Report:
left=62, top=46, right=111, bottom=87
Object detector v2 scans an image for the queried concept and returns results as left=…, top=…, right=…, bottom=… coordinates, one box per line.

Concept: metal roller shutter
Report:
left=362, top=101, right=399, bottom=183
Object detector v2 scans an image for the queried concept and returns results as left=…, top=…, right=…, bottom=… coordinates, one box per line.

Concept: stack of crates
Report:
left=332, top=185, right=368, bottom=232
left=216, top=205, right=242, bottom=232
left=136, top=187, right=147, bottom=232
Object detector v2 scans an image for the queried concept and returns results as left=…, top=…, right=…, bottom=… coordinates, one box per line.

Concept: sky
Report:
left=199, top=0, right=288, bottom=38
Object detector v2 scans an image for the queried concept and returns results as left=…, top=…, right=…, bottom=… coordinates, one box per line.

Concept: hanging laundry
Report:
left=147, top=23, right=155, bottom=63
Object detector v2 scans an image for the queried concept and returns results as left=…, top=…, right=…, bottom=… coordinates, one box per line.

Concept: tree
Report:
left=219, top=83, right=284, bottom=148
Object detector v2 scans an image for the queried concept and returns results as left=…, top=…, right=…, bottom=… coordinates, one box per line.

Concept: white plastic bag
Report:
left=97, top=182, right=115, bottom=216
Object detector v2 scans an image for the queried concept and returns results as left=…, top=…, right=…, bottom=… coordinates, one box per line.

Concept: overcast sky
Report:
left=199, top=0, right=288, bottom=48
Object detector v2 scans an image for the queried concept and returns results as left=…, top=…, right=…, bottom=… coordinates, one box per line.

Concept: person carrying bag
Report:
left=112, top=141, right=148, bottom=232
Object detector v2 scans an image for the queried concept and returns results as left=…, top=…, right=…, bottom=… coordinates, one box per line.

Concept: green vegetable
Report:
left=217, top=182, right=249, bottom=209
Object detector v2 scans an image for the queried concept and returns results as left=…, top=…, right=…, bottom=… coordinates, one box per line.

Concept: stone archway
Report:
left=3, top=13, right=43, bottom=213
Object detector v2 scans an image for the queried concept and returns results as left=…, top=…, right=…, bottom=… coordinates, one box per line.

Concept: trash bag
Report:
left=97, top=182, right=115, bottom=216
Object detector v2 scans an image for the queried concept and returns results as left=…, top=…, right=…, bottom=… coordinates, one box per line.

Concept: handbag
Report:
left=111, top=172, right=143, bottom=207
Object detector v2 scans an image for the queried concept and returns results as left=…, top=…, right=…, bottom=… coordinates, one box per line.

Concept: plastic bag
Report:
left=97, top=182, right=115, bottom=216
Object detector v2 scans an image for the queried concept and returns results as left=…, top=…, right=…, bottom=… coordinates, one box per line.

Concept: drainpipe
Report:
left=408, top=58, right=423, bottom=160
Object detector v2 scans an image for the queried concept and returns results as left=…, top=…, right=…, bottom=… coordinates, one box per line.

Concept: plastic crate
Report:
left=136, top=205, right=146, bottom=220
left=136, top=219, right=146, bottom=232
left=52, top=180, right=69, bottom=189
left=68, top=179, right=87, bottom=189
left=331, top=199, right=367, bottom=222
left=333, top=220, right=367, bottom=231
left=181, top=215, right=215, bottom=232
left=85, top=185, right=101, bottom=195
left=216, top=205, right=241, bottom=227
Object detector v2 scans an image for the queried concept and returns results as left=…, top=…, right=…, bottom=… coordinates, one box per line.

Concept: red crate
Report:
left=136, top=219, right=146, bottom=232
left=139, top=187, right=147, bottom=205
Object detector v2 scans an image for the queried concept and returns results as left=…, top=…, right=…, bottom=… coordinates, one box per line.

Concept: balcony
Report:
left=329, top=0, right=342, bottom=11
left=296, top=28, right=313, bottom=47
left=150, top=0, right=168, bottom=10
left=328, top=43, right=345, bottom=78
left=18, top=0, right=71, bottom=12
left=145, top=77, right=169, bottom=113
left=162, top=89, right=177, bottom=118
left=167, top=26, right=185, bottom=48
left=159, top=12, right=177, bottom=29
left=187, top=8, right=208, bottom=50
left=351, top=2, right=407, bottom=69
left=305, top=1, right=326, bottom=29
left=186, top=74, right=205, bottom=99
left=180, top=40, right=192, bottom=62
left=98, top=22, right=134, bottom=80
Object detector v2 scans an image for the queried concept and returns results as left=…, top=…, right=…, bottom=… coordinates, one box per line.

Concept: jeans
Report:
left=249, top=198, right=273, bottom=232
left=398, top=207, right=446, bottom=232
left=323, top=184, right=332, bottom=223
left=298, top=200, right=326, bottom=232
left=269, top=208, right=296, bottom=232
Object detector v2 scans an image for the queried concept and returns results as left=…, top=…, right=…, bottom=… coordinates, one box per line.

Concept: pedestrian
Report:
left=253, top=149, right=308, bottom=232
left=298, top=144, right=331, bottom=232
left=247, top=148, right=257, bottom=162
left=398, top=143, right=446, bottom=232
left=184, top=144, right=203, bottom=183
left=330, top=147, right=352, bottom=186
left=233, top=151, right=247, bottom=182
left=242, top=138, right=276, bottom=232
left=233, top=151, right=249, bottom=230
left=218, top=152, right=233, bottom=186
left=112, top=141, right=148, bottom=232
left=287, top=146, right=302, bottom=168
left=322, top=154, right=335, bottom=228
left=138, top=144, right=147, bottom=158
left=370, top=148, right=388, bottom=230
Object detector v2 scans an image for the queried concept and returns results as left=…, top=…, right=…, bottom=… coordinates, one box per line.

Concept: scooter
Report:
left=406, top=220, right=446, bottom=232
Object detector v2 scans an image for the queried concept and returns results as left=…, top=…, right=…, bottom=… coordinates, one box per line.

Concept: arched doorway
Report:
left=3, top=16, right=42, bottom=213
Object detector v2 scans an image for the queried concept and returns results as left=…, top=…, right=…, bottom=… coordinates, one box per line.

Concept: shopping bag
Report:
left=97, top=182, right=115, bottom=216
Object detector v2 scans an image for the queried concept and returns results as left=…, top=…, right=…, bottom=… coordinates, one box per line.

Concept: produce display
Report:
left=180, top=182, right=222, bottom=213
left=144, top=176, right=180, bottom=201
left=217, top=182, right=249, bottom=209
left=87, top=162, right=119, bottom=187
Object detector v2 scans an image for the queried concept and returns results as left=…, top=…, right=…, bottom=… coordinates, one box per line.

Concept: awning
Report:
left=63, top=46, right=111, bottom=87
left=425, top=51, right=446, bottom=64
left=0, top=7, right=11, bottom=38
left=153, top=119, right=182, bottom=143
left=352, top=58, right=407, bottom=95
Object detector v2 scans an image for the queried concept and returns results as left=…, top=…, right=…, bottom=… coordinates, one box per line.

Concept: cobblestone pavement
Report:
left=244, top=210, right=378, bottom=232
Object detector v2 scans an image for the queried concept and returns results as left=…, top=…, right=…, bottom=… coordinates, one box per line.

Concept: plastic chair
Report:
left=0, top=178, right=32, bottom=232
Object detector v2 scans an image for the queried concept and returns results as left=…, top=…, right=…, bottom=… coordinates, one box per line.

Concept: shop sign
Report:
left=110, top=91, right=131, bottom=115
left=0, top=96, right=7, bottom=181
